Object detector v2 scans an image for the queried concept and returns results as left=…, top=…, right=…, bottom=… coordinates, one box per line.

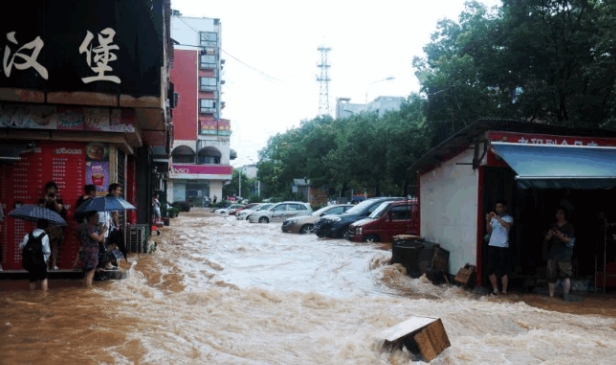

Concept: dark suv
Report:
left=314, top=197, right=405, bottom=238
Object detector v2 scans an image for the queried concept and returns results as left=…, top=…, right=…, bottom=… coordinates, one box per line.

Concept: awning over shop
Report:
left=0, top=143, right=31, bottom=163
left=490, top=141, right=616, bottom=189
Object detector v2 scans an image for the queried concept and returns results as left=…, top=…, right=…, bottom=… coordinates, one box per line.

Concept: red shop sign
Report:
left=487, top=131, right=616, bottom=147
left=0, top=141, right=85, bottom=270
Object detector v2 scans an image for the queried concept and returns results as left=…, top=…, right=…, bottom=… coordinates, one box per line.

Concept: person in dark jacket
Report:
left=545, top=206, right=575, bottom=300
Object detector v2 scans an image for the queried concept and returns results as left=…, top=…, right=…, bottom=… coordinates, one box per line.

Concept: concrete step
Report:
left=0, top=268, right=127, bottom=280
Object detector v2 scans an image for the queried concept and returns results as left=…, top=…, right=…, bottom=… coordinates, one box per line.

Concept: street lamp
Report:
left=365, top=76, right=395, bottom=103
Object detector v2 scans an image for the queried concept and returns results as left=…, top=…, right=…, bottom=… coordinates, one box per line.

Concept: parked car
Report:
left=346, top=199, right=419, bottom=242
left=314, top=197, right=405, bottom=238
left=211, top=202, right=232, bottom=213
left=282, top=204, right=353, bottom=234
left=229, top=203, right=259, bottom=217
left=248, top=201, right=312, bottom=223
left=236, top=203, right=273, bottom=220
left=213, top=203, right=245, bottom=215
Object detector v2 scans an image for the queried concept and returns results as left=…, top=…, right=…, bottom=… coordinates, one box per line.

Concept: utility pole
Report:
left=316, top=45, right=331, bottom=116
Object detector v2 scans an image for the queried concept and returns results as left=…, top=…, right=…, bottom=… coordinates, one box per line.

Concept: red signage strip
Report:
left=487, top=131, right=616, bottom=147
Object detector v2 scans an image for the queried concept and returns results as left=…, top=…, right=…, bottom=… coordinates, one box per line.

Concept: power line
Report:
left=220, top=49, right=284, bottom=84
left=174, top=15, right=284, bottom=84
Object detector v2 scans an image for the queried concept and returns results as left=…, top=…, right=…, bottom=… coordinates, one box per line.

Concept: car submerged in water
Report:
left=236, top=203, right=273, bottom=220
left=346, top=199, right=419, bottom=242
left=313, top=197, right=405, bottom=238
left=248, top=201, right=312, bottom=223
left=281, top=204, right=353, bottom=234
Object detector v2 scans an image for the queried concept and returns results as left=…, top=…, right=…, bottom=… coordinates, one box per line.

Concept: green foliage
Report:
left=254, top=0, right=616, bottom=198
left=222, top=169, right=256, bottom=198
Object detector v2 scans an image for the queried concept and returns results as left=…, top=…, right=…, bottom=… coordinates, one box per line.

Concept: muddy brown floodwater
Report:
left=2, top=208, right=616, bottom=364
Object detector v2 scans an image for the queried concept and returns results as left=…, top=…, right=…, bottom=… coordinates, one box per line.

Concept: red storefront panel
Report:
left=0, top=141, right=85, bottom=270
left=170, top=49, right=198, bottom=141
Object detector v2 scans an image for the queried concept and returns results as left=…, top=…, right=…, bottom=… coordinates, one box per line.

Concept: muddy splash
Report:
left=1, top=209, right=616, bottom=364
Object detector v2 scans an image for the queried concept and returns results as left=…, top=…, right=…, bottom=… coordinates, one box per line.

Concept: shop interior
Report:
left=481, top=166, right=616, bottom=293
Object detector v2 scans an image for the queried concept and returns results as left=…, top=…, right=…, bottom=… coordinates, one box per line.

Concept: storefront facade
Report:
left=167, top=164, right=232, bottom=203
left=411, top=119, right=616, bottom=288
left=0, top=0, right=173, bottom=270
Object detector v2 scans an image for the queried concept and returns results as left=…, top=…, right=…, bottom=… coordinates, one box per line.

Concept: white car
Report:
left=213, top=203, right=245, bottom=215
left=248, top=201, right=312, bottom=223
left=236, top=203, right=273, bottom=220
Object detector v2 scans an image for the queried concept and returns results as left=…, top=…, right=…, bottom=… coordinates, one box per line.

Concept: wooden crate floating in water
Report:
left=454, top=264, right=476, bottom=287
left=376, top=316, right=451, bottom=362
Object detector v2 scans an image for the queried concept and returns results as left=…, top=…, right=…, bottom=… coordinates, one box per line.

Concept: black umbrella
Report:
left=9, top=205, right=67, bottom=226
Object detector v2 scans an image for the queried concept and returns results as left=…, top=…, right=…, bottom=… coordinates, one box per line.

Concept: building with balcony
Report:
left=335, top=96, right=406, bottom=119
left=168, top=12, right=235, bottom=203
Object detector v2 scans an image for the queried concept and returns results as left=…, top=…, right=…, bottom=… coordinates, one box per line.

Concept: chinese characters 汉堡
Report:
left=0, top=29, right=121, bottom=84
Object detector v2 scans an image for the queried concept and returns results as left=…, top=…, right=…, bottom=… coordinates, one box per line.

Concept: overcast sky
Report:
left=170, top=0, right=501, bottom=167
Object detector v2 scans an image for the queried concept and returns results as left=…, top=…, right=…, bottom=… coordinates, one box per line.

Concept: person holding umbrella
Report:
left=80, top=211, right=106, bottom=288
left=8, top=204, right=67, bottom=289
left=74, top=183, right=134, bottom=264
left=19, top=219, right=51, bottom=291
left=38, top=181, right=67, bottom=271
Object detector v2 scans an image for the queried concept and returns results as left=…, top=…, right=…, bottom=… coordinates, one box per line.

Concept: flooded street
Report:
left=2, top=208, right=616, bottom=364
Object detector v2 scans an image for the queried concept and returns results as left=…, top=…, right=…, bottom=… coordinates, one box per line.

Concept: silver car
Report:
left=248, top=201, right=312, bottom=223
left=281, top=204, right=353, bottom=234
left=236, top=203, right=273, bottom=220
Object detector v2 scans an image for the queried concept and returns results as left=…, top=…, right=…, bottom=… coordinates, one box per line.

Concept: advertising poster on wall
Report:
left=85, top=143, right=110, bottom=196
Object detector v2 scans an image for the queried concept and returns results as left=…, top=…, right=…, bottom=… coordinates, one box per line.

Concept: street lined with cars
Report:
left=210, top=197, right=420, bottom=243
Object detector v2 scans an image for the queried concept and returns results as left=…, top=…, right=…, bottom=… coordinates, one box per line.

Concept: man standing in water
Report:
left=486, top=200, right=513, bottom=296
left=545, top=206, right=577, bottom=301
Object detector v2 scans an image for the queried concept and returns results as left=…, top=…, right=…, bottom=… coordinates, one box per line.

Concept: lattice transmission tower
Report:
left=316, top=45, right=331, bottom=115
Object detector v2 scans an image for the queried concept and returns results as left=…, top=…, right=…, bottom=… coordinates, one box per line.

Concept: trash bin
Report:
left=392, top=236, right=425, bottom=278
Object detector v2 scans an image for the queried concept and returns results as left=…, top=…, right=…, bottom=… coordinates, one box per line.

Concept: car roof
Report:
left=377, top=199, right=418, bottom=206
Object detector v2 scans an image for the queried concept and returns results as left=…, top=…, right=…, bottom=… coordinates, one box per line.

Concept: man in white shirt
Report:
left=486, top=199, right=514, bottom=296
left=97, top=183, right=123, bottom=241
left=19, top=219, right=51, bottom=291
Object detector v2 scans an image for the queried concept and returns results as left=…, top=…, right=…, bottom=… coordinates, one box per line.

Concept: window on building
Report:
left=200, top=54, right=216, bottom=69
left=200, top=99, right=216, bottom=114
left=172, top=155, right=194, bottom=164
left=200, top=31, right=218, bottom=47
left=200, top=77, right=217, bottom=91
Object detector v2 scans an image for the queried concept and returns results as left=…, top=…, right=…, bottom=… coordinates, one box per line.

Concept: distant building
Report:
left=168, top=12, right=235, bottom=203
left=292, top=179, right=328, bottom=206
left=335, top=96, right=406, bottom=119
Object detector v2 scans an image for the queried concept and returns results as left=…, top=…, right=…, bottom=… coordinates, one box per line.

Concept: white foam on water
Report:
left=96, top=211, right=616, bottom=364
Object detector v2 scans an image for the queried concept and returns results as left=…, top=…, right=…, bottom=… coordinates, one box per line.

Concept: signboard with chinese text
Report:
left=200, top=119, right=218, bottom=135
left=486, top=131, right=616, bottom=147
left=0, top=0, right=163, bottom=98
left=485, top=131, right=616, bottom=167
left=218, top=119, right=232, bottom=136
left=0, top=103, right=134, bottom=132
